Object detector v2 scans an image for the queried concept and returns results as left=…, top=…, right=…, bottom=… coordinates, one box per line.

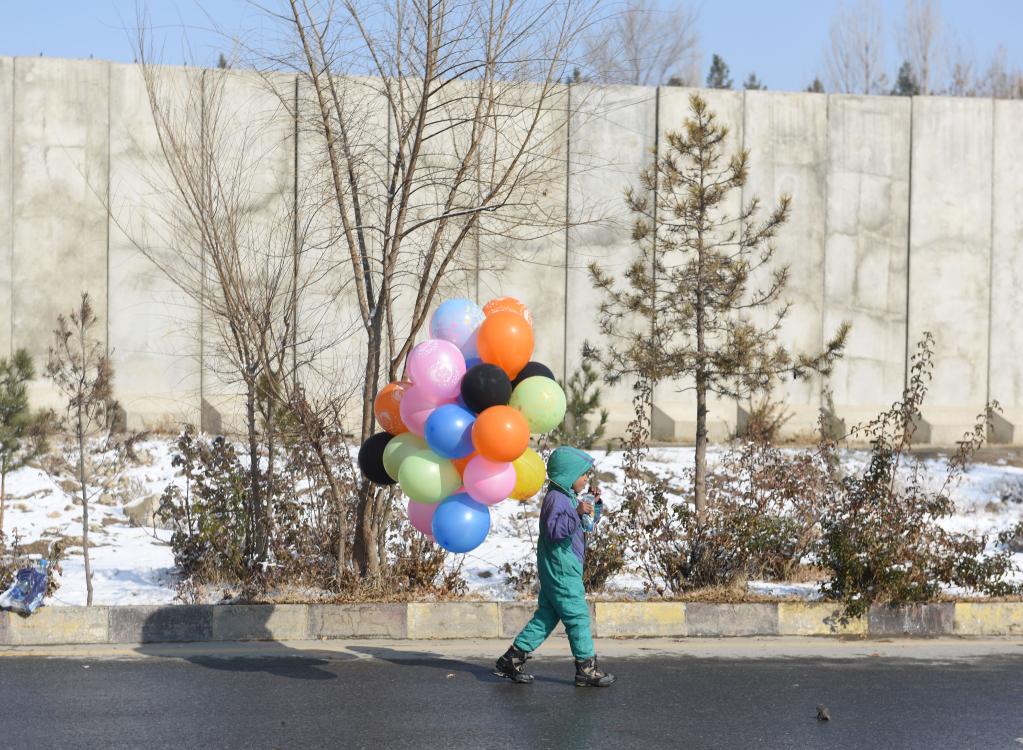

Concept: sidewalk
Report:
left=3, top=636, right=1023, bottom=661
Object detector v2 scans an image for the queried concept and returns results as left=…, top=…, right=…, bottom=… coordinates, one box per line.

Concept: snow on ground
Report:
left=1, top=441, right=1021, bottom=606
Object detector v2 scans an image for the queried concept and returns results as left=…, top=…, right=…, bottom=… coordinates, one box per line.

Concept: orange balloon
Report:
left=477, top=311, right=534, bottom=380
left=472, top=406, right=530, bottom=462
left=484, top=297, right=533, bottom=327
left=452, top=453, right=476, bottom=477
left=374, top=381, right=411, bottom=435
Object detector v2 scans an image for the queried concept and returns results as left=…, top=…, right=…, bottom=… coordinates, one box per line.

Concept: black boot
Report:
left=494, top=645, right=534, bottom=684
left=575, top=656, right=616, bottom=687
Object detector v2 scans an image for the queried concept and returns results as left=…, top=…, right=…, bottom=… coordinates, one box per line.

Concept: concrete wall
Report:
left=3, top=56, right=1023, bottom=443
left=824, top=95, right=911, bottom=423
left=989, top=99, right=1023, bottom=442
left=11, top=58, right=110, bottom=412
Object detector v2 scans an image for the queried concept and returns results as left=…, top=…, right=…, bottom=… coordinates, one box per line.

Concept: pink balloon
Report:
left=463, top=455, right=516, bottom=505
left=399, top=385, right=451, bottom=437
left=407, top=499, right=437, bottom=539
left=407, top=339, right=466, bottom=401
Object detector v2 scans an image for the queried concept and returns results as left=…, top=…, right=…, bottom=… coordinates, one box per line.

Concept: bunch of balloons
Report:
left=357, top=297, right=567, bottom=554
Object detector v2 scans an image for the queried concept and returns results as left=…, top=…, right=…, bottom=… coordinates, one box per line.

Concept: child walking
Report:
left=494, top=446, right=617, bottom=687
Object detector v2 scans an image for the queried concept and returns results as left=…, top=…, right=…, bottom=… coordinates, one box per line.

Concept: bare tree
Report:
left=265, top=0, right=595, bottom=577
left=581, top=0, right=701, bottom=86
left=125, top=47, right=321, bottom=571
left=130, top=1, right=593, bottom=579
left=977, top=46, right=1023, bottom=99
left=945, top=39, right=978, bottom=96
left=824, top=0, right=886, bottom=95
left=46, top=294, right=113, bottom=606
left=896, top=0, right=944, bottom=95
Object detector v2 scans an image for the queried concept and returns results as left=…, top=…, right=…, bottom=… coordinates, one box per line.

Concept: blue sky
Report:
left=1, top=1, right=1020, bottom=92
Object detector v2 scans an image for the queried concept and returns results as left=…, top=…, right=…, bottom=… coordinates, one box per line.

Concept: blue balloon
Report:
left=464, top=356, right=482, bottom=370
left=432, top=493, right=491, bottom=553
left=424, top=403, right=476, bottom=459
left=430, top=299, right=485, bottom=352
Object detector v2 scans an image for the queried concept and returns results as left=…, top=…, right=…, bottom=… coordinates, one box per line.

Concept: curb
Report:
left=1, top=602, right=1021, bottom=646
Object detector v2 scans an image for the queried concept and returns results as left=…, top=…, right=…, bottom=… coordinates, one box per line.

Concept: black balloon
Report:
left=512, top=360, right=556, bottom=388
left=460, top=363, right=512, bottom=413
left=358, top=431, right=396, bottom=485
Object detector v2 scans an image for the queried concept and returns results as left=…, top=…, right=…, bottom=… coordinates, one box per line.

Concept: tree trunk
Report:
left=353, top=483, right=380, bottom=577
left=264, top=397, right=275, bottom=565
left=245, top=375, right=264, bottom=565
left=78, top=415, right=94, bottom=607
left=353, top=316, right=384, bottom=577
left=694, top=371, right=708, bottom=526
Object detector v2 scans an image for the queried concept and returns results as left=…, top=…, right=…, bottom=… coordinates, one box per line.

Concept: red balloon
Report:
left=477, top=312, right=534, bottom=380
left=471, top=405, right=530, bottom=462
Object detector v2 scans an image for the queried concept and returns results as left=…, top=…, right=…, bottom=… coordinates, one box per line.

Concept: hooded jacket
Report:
left=539, top=446, right=595, bottom=565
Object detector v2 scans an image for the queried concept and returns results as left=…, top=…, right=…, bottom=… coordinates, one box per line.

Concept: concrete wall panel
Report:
left=742, top=91, right=829, bottom=417
left=566, top=84, right=657, bottom=432
left=199, top=70, right=296, bottom=430
left=476, top=83, right=570, bottom=382
left=908, top=97, right=993, bottom=410
left=107, top=63, right=201, bottom=429
left=824, top=95, right=910, bottom=419
left=294, top=75, right=384, bottom=416
left=0, top=58, right=12, bottom=357
left=12, top=57, right=110, bottom=409
left=989, top=99, right=1023, bottom=437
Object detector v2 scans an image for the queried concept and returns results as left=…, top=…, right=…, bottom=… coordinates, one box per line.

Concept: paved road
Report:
left=2, top=639, right=1022, bottom=749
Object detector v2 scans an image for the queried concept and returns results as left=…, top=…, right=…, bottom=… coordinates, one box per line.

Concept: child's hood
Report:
left=546, top=446, right=595, bottom=499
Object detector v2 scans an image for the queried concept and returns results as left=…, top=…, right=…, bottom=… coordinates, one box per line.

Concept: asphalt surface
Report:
left=2, top=639, right=1023, bottom=749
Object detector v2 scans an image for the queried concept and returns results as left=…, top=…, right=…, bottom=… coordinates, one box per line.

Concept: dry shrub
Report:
left=158, top=428, right=465, bottom=600
left=817, top=334, right=1023, bottom=617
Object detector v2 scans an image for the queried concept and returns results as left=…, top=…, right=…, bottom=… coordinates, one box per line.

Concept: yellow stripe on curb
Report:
left=777, top=603, right=866, bottom=636
left=953, top=603, right=1023, bottom=636
left=595, top=602, right=686, bottom=637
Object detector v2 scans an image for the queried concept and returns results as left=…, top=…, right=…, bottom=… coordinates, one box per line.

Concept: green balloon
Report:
left=383, top=432, right=429, bottom=481
left=510, top=376, right=567, bottom=434
left=397, top=450, right=461, bottom=505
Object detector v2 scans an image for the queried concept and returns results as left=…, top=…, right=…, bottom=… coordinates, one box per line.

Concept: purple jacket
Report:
left=540, top=488, right=585, bottom=564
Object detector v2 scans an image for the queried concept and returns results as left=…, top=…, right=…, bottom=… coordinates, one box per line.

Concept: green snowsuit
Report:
left=513, top=446, right=596, bottom=660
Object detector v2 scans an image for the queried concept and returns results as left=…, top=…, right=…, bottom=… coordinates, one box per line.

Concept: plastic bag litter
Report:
left=0, top=559, right=49, bottom=615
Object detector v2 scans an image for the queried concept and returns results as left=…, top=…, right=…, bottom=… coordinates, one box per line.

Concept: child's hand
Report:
left=576, top=500, right=594, bottom=517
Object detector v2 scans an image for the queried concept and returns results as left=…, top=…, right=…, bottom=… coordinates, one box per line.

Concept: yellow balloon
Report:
left=510, top=448, right=547, bottom=500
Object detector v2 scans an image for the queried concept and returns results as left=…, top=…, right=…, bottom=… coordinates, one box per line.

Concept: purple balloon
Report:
left=407, top=339, right=467, bottom=402
left=430, top=298, right=485, bottom=352
left=462, top=455, right=516, bottom=506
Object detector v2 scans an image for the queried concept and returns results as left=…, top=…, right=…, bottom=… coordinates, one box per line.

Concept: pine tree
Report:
left=591, top=94, right=849, bottom=522
left=805, top=77, right=826, bottom=93
left=46, top=293, right=114, bottom=606
left=743, top=72, right=766, bottom=90
left=890, top=61, right=921, bottom=96
left=706, top=54, right=733, bottom=89
left=0, top=349, right=49, bottom=536
left=551, top=347, right=610, bottom=449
